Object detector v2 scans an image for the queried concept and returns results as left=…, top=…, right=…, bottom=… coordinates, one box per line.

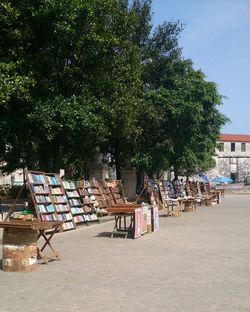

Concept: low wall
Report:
left=223, top=183, right=250, bottom=194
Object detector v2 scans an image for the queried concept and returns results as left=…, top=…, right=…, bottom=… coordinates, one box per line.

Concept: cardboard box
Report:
left=205, top=199, right=212, bottom=206
left=2, top=257, right=37, bottom=272
left=2, top=227, right=38, bottom=272
left=169, top=210, right=182, bottom=217
left=3, top=228, right=37, bottom=246
left=2, top=245, right=37, bottom=272
left=184, top=201, right=194, bottom=212
left=3, top=245, right=26, bottom=259
left=200, top=199, right=206, bottom=206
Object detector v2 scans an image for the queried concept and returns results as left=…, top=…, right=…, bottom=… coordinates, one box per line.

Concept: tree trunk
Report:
left=114, top=143, right=122, bottom=180
left=115, top=153, right=121, bottom=180
left=136, top=167, right=144, bottom=194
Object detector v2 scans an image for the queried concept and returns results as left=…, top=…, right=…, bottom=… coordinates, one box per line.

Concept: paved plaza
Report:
left=0, top=195, right=250, bottom=312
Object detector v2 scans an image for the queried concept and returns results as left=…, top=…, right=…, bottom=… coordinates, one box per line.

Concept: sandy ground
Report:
left=0, top=195, right=250, bottom=312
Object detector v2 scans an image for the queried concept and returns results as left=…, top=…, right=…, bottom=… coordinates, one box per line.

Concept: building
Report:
left=0, top=168, right=24, bottom=186
left=214, top=134, right=250, bottom=182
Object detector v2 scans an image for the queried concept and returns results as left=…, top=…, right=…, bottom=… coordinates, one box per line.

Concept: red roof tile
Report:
left=219, top=134, right=250, bottom=142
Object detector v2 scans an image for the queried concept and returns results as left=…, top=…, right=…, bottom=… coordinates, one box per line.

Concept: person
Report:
left=172, top=175, right=182, bottom=198
left=172, top=175, right=178, bottom=182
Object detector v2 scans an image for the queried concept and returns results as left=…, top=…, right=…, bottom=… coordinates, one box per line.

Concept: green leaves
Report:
left=0, top=0, right=228, bottom=178
left=0, top=61, right=34, bottom=105
left=29, top=95, right=106, bottom=140
left=132, top=57, right=228, bottom=176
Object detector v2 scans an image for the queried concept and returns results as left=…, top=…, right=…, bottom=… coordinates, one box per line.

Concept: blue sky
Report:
left=151, top=0, right=250, bottom=134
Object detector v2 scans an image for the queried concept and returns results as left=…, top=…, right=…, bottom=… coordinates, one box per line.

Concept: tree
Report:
left=0, top=0, right=108, bottom=173
left=0, top=0, right=143, bottom=176
left=0, top=0, right=228, bottom=180
left=132, top=60, right=228, bottom=177
left=169, top=65, right=229, bottom=176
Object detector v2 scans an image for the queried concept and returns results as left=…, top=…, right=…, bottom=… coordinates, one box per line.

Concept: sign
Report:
left=142, top=206, right=148, bottom=234
left=147, top=207, right=152, bottom=233
left=152, top=205, right=159, bottom=232
left=134, top=208, right=143, bottom=238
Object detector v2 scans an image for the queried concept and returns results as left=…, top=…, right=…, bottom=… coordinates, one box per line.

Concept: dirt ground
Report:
left=0, top=195, right=250, bottom=312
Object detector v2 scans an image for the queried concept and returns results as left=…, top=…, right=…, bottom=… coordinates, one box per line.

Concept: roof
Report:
left=219, top=134, right=250, bottom=142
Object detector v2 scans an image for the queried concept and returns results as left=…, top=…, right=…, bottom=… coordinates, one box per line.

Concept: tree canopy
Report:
left=0, top=0, right=228, bottom=178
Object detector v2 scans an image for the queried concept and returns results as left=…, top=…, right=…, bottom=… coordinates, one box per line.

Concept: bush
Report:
left=0, top=184, right=28, bottom=199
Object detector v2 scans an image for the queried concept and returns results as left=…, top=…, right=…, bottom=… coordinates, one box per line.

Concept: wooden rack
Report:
left=26, top=170, right=75, bottom=231
left=75, top=180, right=99, bottom=225
left=63, top=180, right=84, bottom=226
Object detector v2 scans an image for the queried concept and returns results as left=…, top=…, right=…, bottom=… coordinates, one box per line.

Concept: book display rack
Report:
left=163, top=180, right=175, bottom=199
left=172, top=178, right=185, bottom=198
left=27, top=171, right=56, bottom=223
left=108, top=180, right=126, bottom=205
left=26, top=171, right=75, bottom=231
left=157, top=181, right=168, bottom=211
left=75, top=180, right=99, bottom=225
left=147, top=181, right=160, bottom=207
left=45, top=173, right=75, bottom=231
left=136, top=180, right=164, bottom=210
left=63, top=180, right=89, bottom=226
left=89, top=179, right=108, bottom=216
left=199, top=182, right=210, bottom=196
left=88, top=179, right=102, bottom=213
left=99, top=181, right=115, bottom=207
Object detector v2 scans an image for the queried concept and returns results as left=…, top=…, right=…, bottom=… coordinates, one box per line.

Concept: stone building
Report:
left=0, top=168, right=24, bottom=186
left=213, top=134, right=250, bottom=182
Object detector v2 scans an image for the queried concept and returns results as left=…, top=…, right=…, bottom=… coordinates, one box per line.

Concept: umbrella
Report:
left=199, top=175, right=209, bottom=182
left=212, top=176, right=233, bottom=184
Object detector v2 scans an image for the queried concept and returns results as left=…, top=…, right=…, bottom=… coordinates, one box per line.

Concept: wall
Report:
left=0, top=169, right=24, bottom=185
left=214, top=141, right=250, bottom=181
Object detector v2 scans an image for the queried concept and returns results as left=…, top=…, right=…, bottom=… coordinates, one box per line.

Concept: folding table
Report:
left=107, top=204, right=141, bottom=238
left=0, top=221, right=63, bottom=266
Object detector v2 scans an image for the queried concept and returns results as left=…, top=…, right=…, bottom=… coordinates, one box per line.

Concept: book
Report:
left=35, top=195, right=51, bottom=203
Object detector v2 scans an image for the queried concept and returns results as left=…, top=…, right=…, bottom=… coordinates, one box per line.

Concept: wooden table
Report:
left=0, top=221, right=63, bottom=265
left=107, top=205, right=141, bottom=238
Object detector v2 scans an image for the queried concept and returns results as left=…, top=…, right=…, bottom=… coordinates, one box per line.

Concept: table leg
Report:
left=119, top=216, right=121, bottom=231
left=111, top=216, right=119, bottom=238
left=124, top=216, right=128, bottom=239
left=37, top=227, right=60, bottom=263
left=126, top=215, right=134, bottom=239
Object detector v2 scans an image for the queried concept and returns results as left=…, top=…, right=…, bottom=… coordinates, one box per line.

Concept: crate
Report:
left=2, top=227, right=38, bottom=272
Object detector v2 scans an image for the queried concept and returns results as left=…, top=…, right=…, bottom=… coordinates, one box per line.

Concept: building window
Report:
left=230, top=157, right=236, bottom=164
left=231, top=142, right=235, bottom=152
left=241, top=142, right=246, bottom=152
left=218, top=143, right=224, bottom=152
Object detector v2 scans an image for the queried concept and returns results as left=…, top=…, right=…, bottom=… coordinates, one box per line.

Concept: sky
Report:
left=151, top=0, right=250, bottom=134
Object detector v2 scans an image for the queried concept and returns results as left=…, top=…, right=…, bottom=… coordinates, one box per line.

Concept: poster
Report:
left=134, top=208, right=143, bottom=238
left=142, top=206, right=148, bottom=234
left=147, top=207, right=152, bottom=233
left=152, top=205, right=159, bottom=232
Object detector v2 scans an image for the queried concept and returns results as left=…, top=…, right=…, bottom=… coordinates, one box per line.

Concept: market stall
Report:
left=107, top=203, right=159, bottom=239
